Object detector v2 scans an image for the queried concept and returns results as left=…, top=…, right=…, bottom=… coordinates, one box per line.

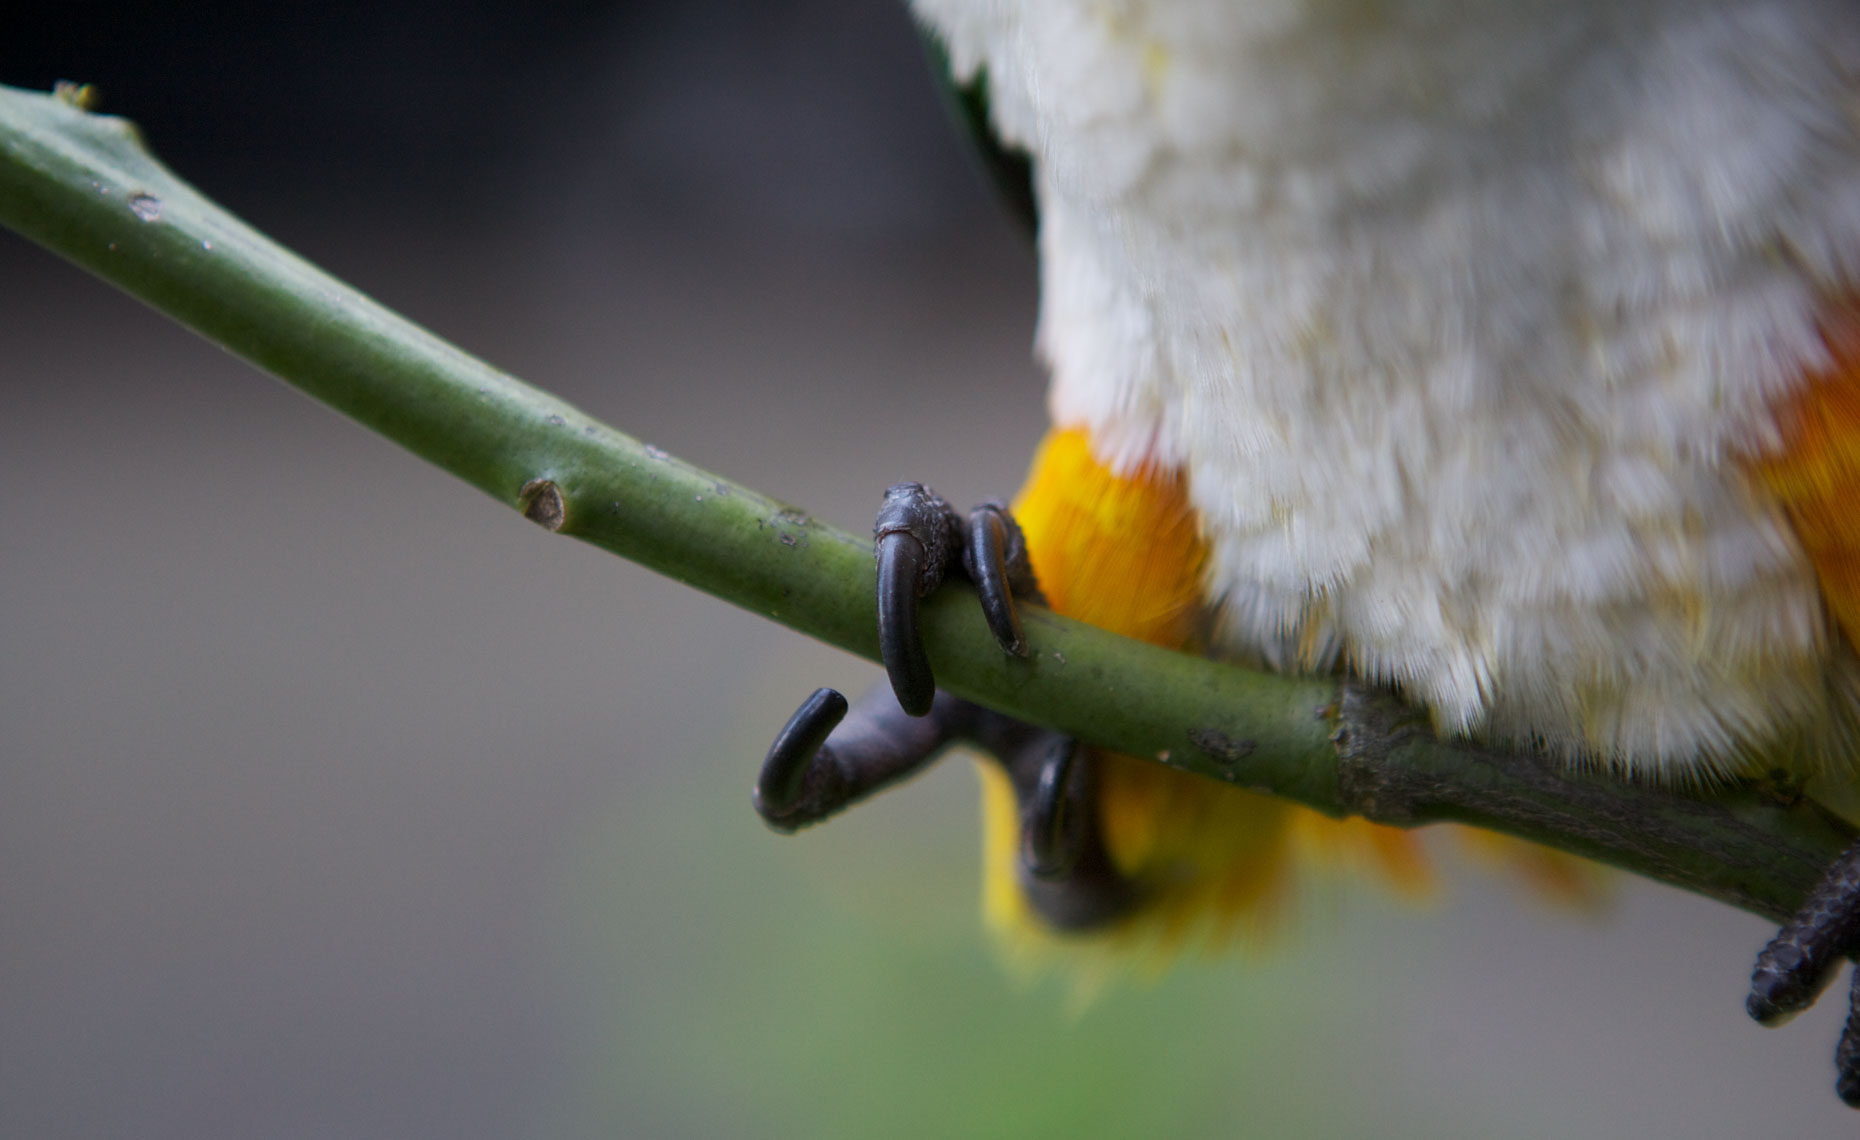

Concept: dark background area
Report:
left=0, top=0, right=1002, bottom=232
left=1, top=3, right=1850, bottom=1136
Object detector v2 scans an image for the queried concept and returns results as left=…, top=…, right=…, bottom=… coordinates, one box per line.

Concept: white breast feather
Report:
left=910, top=0, right=1860, bottom=779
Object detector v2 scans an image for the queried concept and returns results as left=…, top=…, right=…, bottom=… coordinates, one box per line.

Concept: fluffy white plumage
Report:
left=910, top=0, right=1860, bottom=777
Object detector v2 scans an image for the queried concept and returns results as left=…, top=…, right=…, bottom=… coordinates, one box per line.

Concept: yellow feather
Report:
left=981, top=429, right=1468, bottom=979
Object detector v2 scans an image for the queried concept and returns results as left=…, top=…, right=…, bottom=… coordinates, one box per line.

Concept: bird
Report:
left=750, top=0, right=1860, bottom=1104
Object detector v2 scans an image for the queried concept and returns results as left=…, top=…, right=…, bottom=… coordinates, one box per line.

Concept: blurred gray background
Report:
left=2, top=2, right=1851, bottom=1136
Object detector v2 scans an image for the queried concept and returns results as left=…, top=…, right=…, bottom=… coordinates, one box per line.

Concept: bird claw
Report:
left=873, top=483, right=1039, bottom=717
left=966, top=500, right=1035, bottom=659
left=1749, top=839, right=1860, bottom=1106
left=874, top=484, right=960, bottom=716
left=751, top=481, right=1128, bottom=925
left=1022, top=737, right=1084, bottom=879
left=751, top=680, right=1139, bottom=931
left=753, top=687, right=851, bottom=831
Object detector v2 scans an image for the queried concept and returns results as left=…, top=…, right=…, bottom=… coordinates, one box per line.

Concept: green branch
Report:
left=1, top=82, right=1847, bottom=924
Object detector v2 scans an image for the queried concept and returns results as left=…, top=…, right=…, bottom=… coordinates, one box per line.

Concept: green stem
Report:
left=1, top=82, right=1846, bottom=924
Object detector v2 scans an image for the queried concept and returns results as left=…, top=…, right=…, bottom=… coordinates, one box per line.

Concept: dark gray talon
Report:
left=753, top=687, right=849, bottom=830
left=1023, top=737, right=1082, bottom=879
left=876, top=531, right=936, bottom=717
left=872, top=486, right=1039, bottom=715
left=874, top=483, right=961, bottom=717
left=968, top=502, right=1030, bottom=657
left=751, top=480, right=1148, bottom=930
left=748, top=683, right=1143, bottom=933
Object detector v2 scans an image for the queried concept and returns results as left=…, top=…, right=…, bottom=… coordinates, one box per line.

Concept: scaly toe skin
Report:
left=1839, top=974, right=1860, bottom=1108
left=1749, top=940, right=1830, bottom=1027
left=874, top=483, right=962, bottom=717
left=1748, top=839, right=1860, bottom=1109
left=1749, top=840, right=1860, bottom=1027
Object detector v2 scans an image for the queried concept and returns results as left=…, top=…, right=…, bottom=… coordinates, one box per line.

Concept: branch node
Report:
left=5, top=69, right=1851, bottom=924
left=1186, top=728, right=1255, bottom=781
left=1332, top=680, right=1427, bottom=825
left=519, top=479, right=565, bottom=532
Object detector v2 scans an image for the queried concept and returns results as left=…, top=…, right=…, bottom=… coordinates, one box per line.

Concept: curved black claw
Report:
left=876, top=531, right=937, bottom=717
left=874, top=484, right=961, bottom=717
left=982, top=725, right=1142, bottom=931
left=1022, top=738, right=1083, bottom=879
left=753, top=687, right=849, bottom=831
left=967, top=502, right=1033, bottom=658
left=749, top=685, right=1142, bottom=934
left=1748, top=840, right=1860, bottom=1027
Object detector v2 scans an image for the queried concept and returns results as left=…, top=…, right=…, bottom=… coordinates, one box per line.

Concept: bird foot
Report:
left=752, top=484, right=1138, bottom=930
left=1749, top=840, right=1860, bottom=1106
left=753, top=683, right=1139, bottom=930
left=873, top=483, right=1038, bottom=716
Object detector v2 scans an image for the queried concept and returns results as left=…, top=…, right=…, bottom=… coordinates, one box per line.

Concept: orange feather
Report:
left=979, top=429, right=1437, bottom=975
left=1749, top=306, right=1860, bottom=647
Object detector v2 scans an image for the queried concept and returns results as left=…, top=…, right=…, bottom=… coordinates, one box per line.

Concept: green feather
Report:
left=918, top=27, right=1038, bottom=240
